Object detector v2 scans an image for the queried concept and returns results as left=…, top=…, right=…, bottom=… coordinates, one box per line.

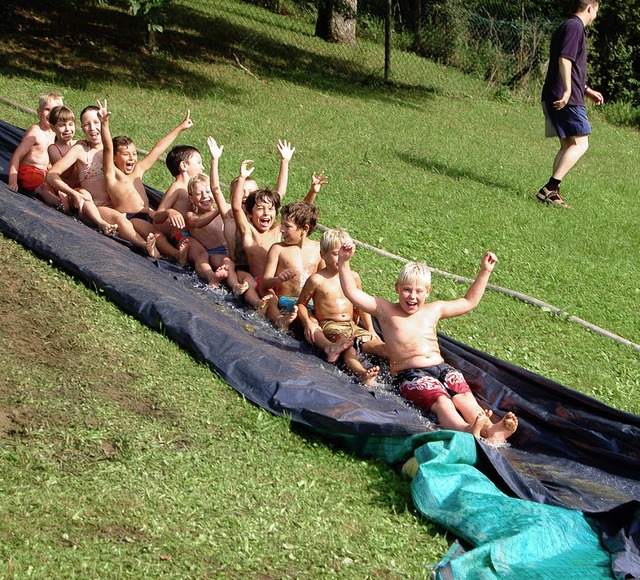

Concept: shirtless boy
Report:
left=98, top=100, right=194, bottom=259
left=338, top=245, right=518, bottom=445
left=260, top=200, right=323, bottom=329
left=8, top=92, right=63, bottom=203
left=297, top=228, right=387, bottom=385
left=185, top=173, right=250, bottom=295
left=47, top=105, right=80, bottom=211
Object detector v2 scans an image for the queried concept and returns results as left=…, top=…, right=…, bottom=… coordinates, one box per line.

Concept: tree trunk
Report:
left=315, top=0, right=358, bottom=44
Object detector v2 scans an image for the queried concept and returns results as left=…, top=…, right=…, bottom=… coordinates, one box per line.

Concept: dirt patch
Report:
left=0, top=405, right=35, bottom=437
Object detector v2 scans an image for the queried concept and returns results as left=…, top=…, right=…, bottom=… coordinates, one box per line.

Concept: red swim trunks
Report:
left=393, top=363, right=471, bottom=411
left=18, top=164, right=47, bottom=191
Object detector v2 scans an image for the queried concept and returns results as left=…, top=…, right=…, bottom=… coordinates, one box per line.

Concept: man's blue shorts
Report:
left=543, top=101, right=591, bottom=139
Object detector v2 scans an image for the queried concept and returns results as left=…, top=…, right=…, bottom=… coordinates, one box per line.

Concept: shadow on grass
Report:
left=0, top=0, right=438, bottom=108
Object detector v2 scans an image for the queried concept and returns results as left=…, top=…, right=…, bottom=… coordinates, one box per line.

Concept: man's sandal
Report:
left=536, top=187, right=571, bottom=209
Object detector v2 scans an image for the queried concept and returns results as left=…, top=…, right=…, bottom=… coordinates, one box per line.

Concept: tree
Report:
left=315, top=0, right=358, bottom=44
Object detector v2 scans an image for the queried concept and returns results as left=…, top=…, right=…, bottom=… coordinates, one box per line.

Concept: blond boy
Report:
left=8, top=92, right=63, bottom=204
left=297, top=229, right=387, bottom=385
left=338, top=245, right=518, bottom=445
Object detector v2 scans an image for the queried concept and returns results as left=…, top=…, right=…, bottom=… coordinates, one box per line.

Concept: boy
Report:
left=260, top=200, right=323, bottom=329
left=185, top=173, right=250, bottom=295
left=538, top=0, right=603, bottom=208
left=297, top=229, right=387, bottom=385
left=97, top=100, right=193, bottom=259
left=8, top=92, right=64, bottom=204
left=47, top=105, right=79, bottom=211
left=338, top=245, right=518, bottom=445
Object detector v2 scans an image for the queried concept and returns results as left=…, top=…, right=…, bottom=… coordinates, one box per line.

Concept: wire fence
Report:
left=212, top=0, right=561, bottom=93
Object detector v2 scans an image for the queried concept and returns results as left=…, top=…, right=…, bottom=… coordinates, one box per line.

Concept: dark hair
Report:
left=280, top=201, right=318, bottom=235
left=166, top=145, right=200, bottom=177
left=112, top=136, right=135, bottom=150
left=245, top=188, right=281, bottom=215
left=80, top=105, right=99, bottom=123
left=49, top=105, right=75, bottom=127
left=576, top=0, right=599, bottom=10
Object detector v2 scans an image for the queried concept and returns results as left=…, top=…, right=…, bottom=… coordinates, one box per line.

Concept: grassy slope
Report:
left=0, top=0, right=639, bottom=576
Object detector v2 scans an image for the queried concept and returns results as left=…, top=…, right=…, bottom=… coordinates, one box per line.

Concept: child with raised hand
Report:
left=259, top=200, right=324, bottom=330
left=185, top=173, right=248, bottom=294
left=297, top=228, right=387, bottom=385
left=338, top=245, right=518, bottom=445
left=97, top=99, right=193, bottom=259
left=8, top=92, right=63, bottom=202
left=47, top=105, right=80, bottom=211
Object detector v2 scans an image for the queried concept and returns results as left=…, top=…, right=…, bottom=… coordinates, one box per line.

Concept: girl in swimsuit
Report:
left=47, top=106, right=80, bottom=211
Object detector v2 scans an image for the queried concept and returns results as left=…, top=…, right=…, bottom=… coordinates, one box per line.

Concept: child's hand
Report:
left=304, top=321, right=321, bottom=345
left=310, top=171, right=328, bottom=193
left=338, top=242, right=355, bottom=263
left=179, top=110, right=193, bottom=132
left=481, top=252, right=498, bottom=272
left=207, top=136, right=224, bottom=160
left=240, top=160, right=255, bottom=179
left=96, top=99, right=109, bottom=123
left=278, top=268, right=297, bottom=282
left=167, top=208, right=185, bottom=229
left=277, top=139, right=295, bottom=162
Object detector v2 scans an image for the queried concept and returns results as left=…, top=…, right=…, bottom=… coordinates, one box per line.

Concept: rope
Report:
left=2, top=95, right=638, bottom=352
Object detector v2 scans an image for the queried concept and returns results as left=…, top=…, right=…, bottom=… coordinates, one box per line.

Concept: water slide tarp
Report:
left=1, top=119, right=639, bottom=578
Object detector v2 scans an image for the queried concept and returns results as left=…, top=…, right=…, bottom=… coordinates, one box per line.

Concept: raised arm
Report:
left=231, top=160, right=255, bottom=235
left=97, top=100, right=115, bottom=180
left=274, top=139, right=295, bottom=198
left=438, top=252, right=497, bottom=319
left=138, top=110, right=193, bottom=174
left=207, top=136, right=230, bottom=214
left=304, top=171, right=328, bottom=205
left=337, top=242, right=378, bottom=316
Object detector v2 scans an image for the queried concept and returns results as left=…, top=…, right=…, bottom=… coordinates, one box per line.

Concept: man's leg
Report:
left=552, top=135, right=589, bottom=180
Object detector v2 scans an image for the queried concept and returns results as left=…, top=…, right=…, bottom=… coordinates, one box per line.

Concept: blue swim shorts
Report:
left=542, top=101, right=591, bottom=139
left=278, top=296, right=313, bottom=314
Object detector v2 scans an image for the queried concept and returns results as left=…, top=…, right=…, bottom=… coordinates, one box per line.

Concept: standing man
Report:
left=538, top=0, right=603, bottom=208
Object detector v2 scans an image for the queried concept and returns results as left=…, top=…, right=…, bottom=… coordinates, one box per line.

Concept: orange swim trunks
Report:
left=18, top=164, right=47, bottom=191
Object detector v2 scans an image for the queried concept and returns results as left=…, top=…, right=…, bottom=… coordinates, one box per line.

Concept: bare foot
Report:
left=481, top=411, right=518, bottom=444
left=257, top=293, right=273, bottom=316
left=177, top=238, right=190, bottom=265
left=99, top=221, right=118, bottom=236
left=324, top=338, right=353, bottom=363
left=145, top=233, right=161, bottom=258
left=233, top=281, right=249, bottom=297
left=468, top=410, right=492, bottom=439
left=208, top=264, right=229, bottom=287
left=359, top=365, right=380, bottom=386
left=276, top=305, right=298, bottom=330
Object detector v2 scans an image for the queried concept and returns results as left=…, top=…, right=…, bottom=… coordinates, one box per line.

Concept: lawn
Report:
left=0, top=0, right=638, bottom=576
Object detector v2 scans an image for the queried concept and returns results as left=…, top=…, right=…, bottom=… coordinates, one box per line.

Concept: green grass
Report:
left=0, top=0, right=639, bottom=576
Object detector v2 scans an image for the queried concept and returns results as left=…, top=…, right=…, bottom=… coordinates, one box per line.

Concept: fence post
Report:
left=384, top=0, right=392, bottom=81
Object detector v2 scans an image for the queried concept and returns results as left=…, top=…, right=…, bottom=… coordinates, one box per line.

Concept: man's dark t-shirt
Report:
left=542, top=15, right=587, bottom=107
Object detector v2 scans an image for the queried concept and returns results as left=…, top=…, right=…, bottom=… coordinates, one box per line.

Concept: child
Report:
left=297, top=228, right=387, bottom=385
left=338, top=245, right=518, bottom=445
left=8, top=92, right=63, bottom=203
left=47, top=105, right=80, bottom=211
left=222, top=138, right=295, bottom=268
left=185, top=173, right=248, bottom=294
left=260, top=200, right=323, bottom=329
left=97, top=100, right=193, bottom=259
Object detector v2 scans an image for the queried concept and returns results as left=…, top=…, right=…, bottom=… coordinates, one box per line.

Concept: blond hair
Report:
left=187, top=173, right=210, bottom=196
left=320, top=228, right=353, bottom=254
left=38, top=92, right=63, bottom=110
left=396, top=262, right=431, bottom=288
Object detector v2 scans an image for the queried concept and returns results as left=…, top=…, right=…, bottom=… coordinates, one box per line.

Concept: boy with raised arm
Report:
left=297, top=229, right=387, bottom=385
left=259, top=200, right=323, bottom=329
left=338, top=245, right=518, bottom=445
left=97, top=100, right=193, bottom=258
left=8, top=92, right=63, bottom=203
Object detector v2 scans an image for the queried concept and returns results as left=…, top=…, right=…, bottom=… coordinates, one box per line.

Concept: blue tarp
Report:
left=1, top=119, right=639, bottom=578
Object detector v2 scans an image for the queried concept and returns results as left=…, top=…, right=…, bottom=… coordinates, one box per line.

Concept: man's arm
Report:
left=231, top=160, right=255, bottom=235
left=554, top=57, right=572, bottom=109
left=137, top=110, right=193, bottom=174
left=337, top=243, right=379, bottom=316
left=585, top=86, right=604, bottom=105
left=274, top=139, right=295, bottom=198
left=439, top=252, right=497, bottom=319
